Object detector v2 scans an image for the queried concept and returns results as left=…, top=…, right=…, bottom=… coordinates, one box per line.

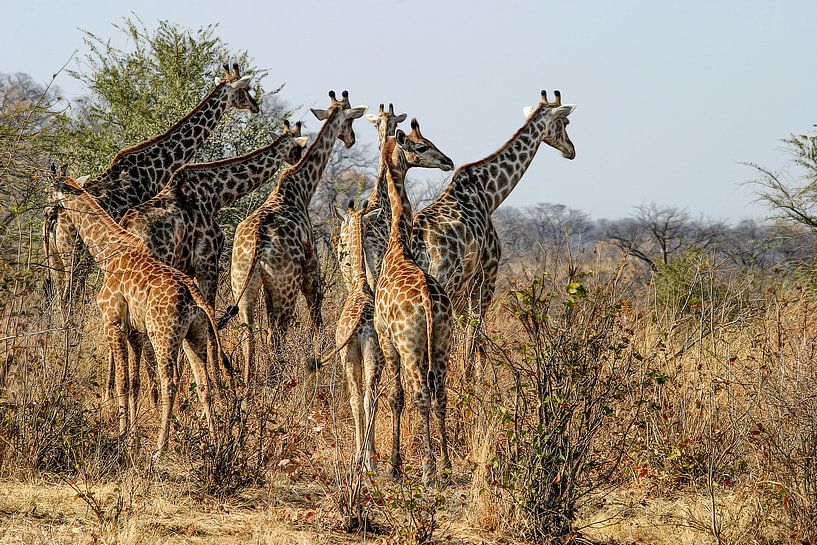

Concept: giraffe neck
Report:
left=275, top=110, right=343, bottom=208
left=62, top=190, right=143, bottom=264
left=172, top=134, right=290, bottom=214
left=83, top=83, right=234, bottom=209
left=385, top=163, right=412, bottom=255
left=456, top=106, right=552, bottom=213
left=349, top=217, right=368, bottom=291
left=366, top=137, right=411, bottom=223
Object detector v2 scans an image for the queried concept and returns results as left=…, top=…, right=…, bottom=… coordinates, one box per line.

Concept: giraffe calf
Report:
left=322, top=201, right=386, bottom=472
left=50, top=170, right=228, bottom=459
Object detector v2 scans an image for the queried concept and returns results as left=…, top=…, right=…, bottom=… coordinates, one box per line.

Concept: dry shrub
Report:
left=469, top=252, right=646, bottom=542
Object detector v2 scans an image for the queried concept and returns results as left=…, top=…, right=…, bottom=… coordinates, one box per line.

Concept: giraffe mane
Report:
left=178, top=131, right=288, bottom=172
left=451, top=101, right=546, bottom=178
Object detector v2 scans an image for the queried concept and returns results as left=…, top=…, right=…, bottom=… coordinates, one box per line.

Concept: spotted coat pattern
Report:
left=46, top=65, right=259, bottom=299
left=411, top=91, right=577, bottom=376
left=51, top=173, right=227, bottom=459
left=226, top=91, right=367, bottom=389
left=373, top=132, right=453, bottom=481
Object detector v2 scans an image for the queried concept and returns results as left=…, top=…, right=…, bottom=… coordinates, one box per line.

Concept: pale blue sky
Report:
left=4, top=0, right=816, bottom=221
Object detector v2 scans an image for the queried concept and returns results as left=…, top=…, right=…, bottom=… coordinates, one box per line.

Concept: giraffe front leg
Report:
left=183, top=329, right=217, bottom=447
left=464, top=265, right=497, bottom=382
left=362, top=328, right=384, bottom=473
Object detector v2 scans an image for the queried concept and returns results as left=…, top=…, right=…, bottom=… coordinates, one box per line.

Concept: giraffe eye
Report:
left=416, top=145, right=429, bottom=152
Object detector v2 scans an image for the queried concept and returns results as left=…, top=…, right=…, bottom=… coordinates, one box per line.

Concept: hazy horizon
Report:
left=3, top=0, right=816, bottom=223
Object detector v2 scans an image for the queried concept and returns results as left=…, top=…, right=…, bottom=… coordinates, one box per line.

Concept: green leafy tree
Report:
left=57, top=16, right=289, bottom=177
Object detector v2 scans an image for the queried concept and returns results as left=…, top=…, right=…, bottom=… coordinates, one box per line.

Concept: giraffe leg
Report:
left=105, top=353, right=116, bottom=402
left=361, top=327, right=384, bottom=473
left=141, top=339, right=160, bottom=408
left=152, top=334, right=180, bottom=460
left=127, top=330, right=143, bottom=452
left=260, top=271, right=293, bottom=386
left=464, top=266, right=497, bottom=381
left=193, top=254, right=225, bottom=391
left=431, top=341, right=452, bottom=481
left=342, top=339, right=364, bottom=466
left=300, top=257, right=324, bottom=369
left=183, top=326, right=217, bottom=446
left=408, top=352, right=435, bottom=483
left=236, top=271, right=262, bottom=391
left=103, top=321, right=130, bottom=445
left=380, top=338, right=403, bottom=479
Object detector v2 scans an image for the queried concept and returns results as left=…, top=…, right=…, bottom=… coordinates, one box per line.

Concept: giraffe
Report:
left=374, top=129, right=453, bottom=481
left=334, top=107, right=453, bottom=292
left=411, top=90, right=576, bottom=378
left=49, top=167, right=228, bottom=458
left=120, top=120, right=308, bottom=305
left=316, top=201, right=384, bottom=472
left=222, top=90, right=367, bottom=389
left=45, top=63, right=259, bottom=301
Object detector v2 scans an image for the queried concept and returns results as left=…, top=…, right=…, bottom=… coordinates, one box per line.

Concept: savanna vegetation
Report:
left=3, top=18, right=817, bottom=545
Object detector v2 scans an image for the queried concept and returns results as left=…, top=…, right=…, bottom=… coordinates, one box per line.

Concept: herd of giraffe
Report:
left=42, top=64, right=577, bottom=478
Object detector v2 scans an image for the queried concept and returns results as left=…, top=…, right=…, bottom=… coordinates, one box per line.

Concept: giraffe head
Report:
left=310, top=90, right=368, bottom=148
left=48, top=163, right=89, bottom=203
left=280, top=119, right=310, bottom=164
left=366, top=103, right=407, bottom=146
left=394, top=118, right=455, bottom=171
left=523, top=90, right=576, bottom=159
left=217, top=63, right=260, bottom=114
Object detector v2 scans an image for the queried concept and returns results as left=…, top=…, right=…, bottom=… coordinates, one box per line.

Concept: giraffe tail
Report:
left=308, top=300, right=368, bottom=371
left=217, top=305, right=238, bottom=330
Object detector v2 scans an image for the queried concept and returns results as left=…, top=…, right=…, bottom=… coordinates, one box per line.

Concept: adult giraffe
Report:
left=223, top=90, right=367, bottom=389
left=45, top=64, right=259, bottom=300
left=411, top=90, right=576, bottom=377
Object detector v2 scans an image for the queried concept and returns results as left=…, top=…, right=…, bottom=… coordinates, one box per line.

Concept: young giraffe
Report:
left=411, top=90, right=576, bottom=377
left=374, top=129, right=453, bottom=481
left=45, top=64, right=259, bottom=300
left=120, top=120, right=308, bottom=305
left=50, top=168, right=226, bottom=458
left=318, top=201, right=384, bottom=471
left=335, top=107, right=454, bottom=291
left=223, top=91, right=367, bottom=389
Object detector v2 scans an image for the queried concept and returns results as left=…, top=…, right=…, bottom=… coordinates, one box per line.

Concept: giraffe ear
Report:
left=552, top=104, right=577, bottom=118
left=345, top=105, right=368, bottom=120
left=366, top=113, right=380, bottom=124
left=394, top=129, right=408, bottom=148
left=294, top=136, right=309, bottom=147
left=523, top=106, right=535, bottom=119
left=363, top=208, right=383, bottom=224
left=311, top=108, right=329, bottom=121
left=395, top=113, right=408, bottom=124
left=75, top=175, right=90, bottom=186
